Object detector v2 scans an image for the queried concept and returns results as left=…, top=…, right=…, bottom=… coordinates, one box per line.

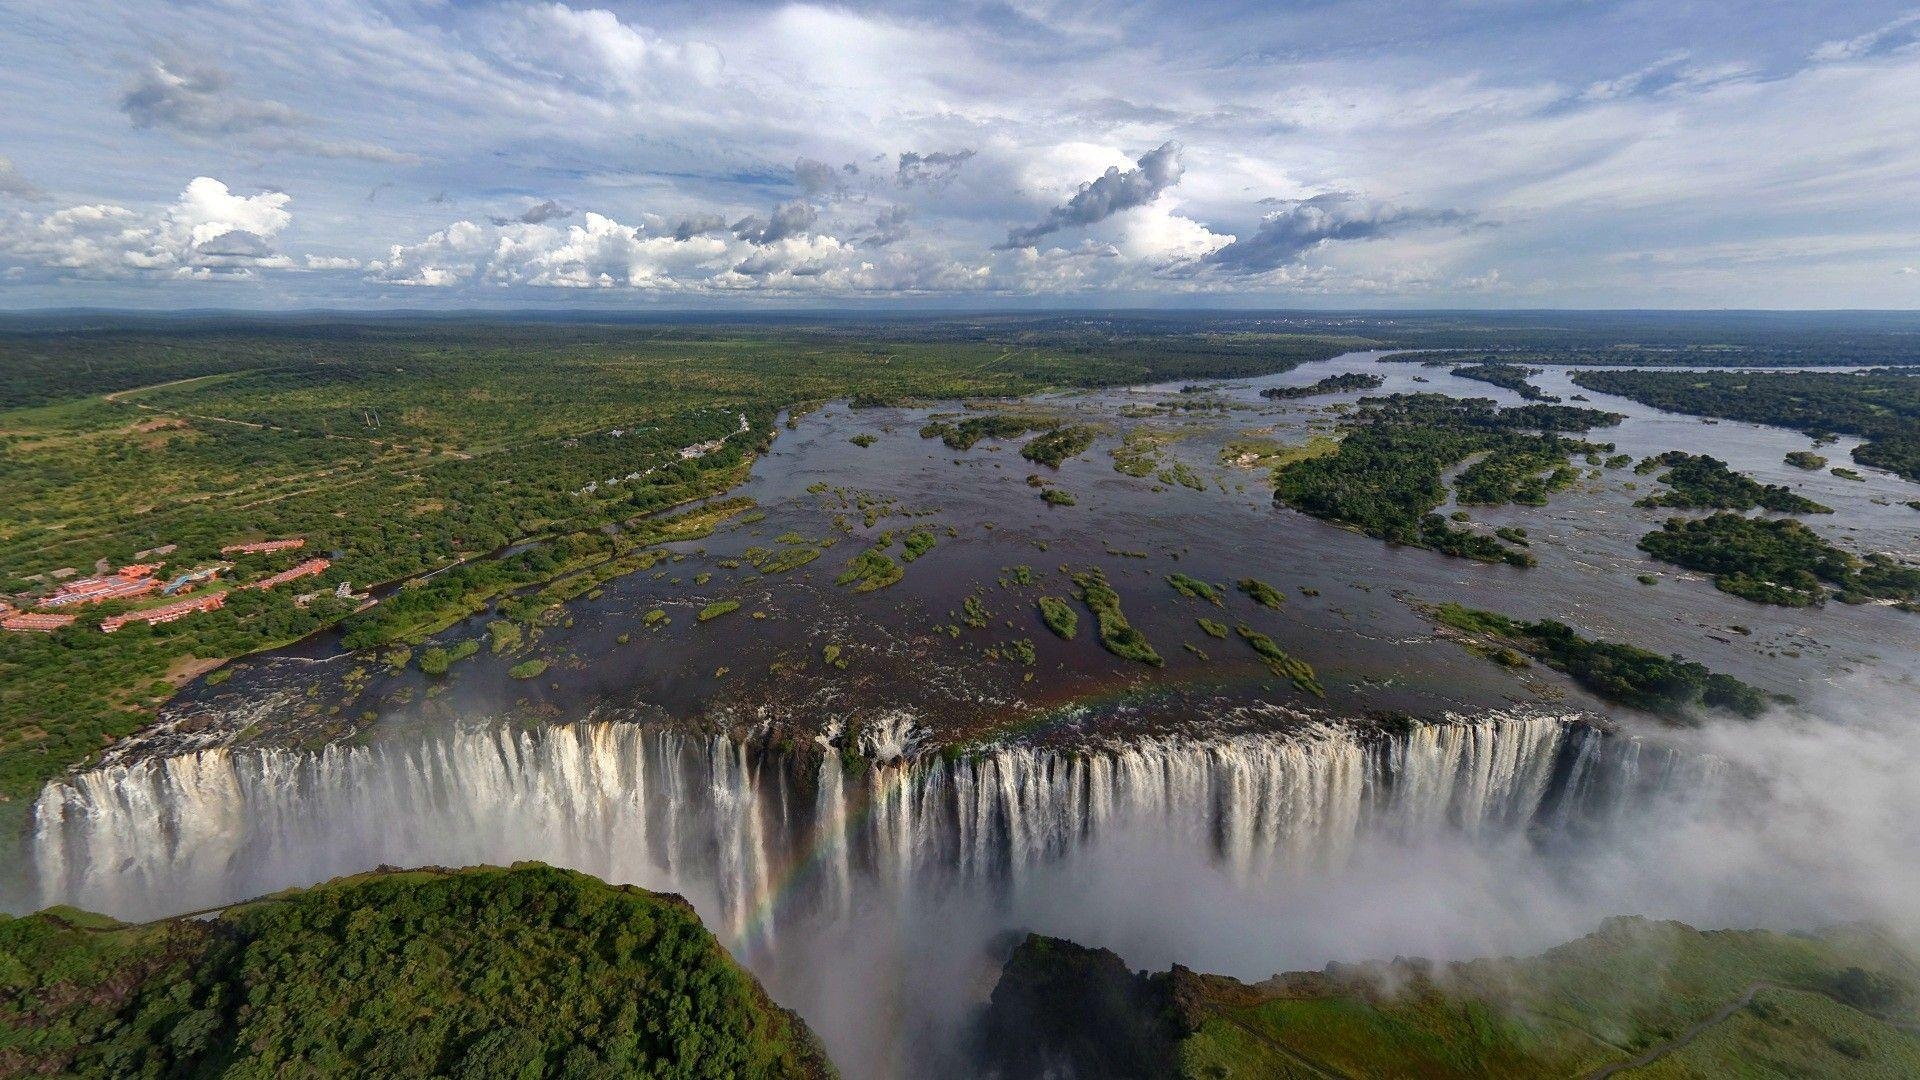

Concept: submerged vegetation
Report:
left=1036, top=597, right=1078, bottom=639
left=1071, top=568, right=1161, bottom=666
left=1235, top=578, right=1285, bottom=610
left=1020, top=425, right=1098, bottom=467
left=1234, top=625, right=1323, bottom=696
left=1165, top=573, right=1223, bottom=604
left=0, top=864, right=834, bottom=1078
left=1429, top=602, right=1775, bottom=718
left=835, top=547, right=904, bottom=593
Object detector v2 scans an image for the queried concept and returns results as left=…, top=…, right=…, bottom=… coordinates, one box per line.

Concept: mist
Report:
left=747, top=676, right=1920, bottom=1077
left=21, top=675, right=1920, bottom=1079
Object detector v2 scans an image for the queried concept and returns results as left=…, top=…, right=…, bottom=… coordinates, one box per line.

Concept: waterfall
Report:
left=30, top=712, right=1695, bottom=929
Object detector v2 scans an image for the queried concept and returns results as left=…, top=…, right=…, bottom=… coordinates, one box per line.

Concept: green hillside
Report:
left=982, top=917, right=1920, bottom=1078
left=0, top=863, right=835, bottom=1079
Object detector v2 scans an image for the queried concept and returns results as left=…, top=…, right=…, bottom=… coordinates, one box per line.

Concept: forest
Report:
left=1572, top=369, right=1920, bottom=482
left=1430, top=603, right=1774, bottom=718
left=0, top=863, right=834, bottom=1078
left=1634, top=452, right=1832, bottom=513
left=1271, top=395, right=1621, bottom=566
left=1637, top=514, right=1920, bottom=608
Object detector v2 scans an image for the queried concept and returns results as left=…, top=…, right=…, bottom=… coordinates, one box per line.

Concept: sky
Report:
left=1, top=0, right=1918, bottom=310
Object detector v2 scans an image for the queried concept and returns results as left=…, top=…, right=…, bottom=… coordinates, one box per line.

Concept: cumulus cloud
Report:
left=0, top=157, right=41, bottom=200
left=485, top=3, right=724, bottom=94
left=731, top=200, right=817, bottom=245
left=896, top=149, right=975, bottom=188
left=1203, top=193, right=1469, bottom=274
left=1002, top=141, right=1183, bottom=248
left=1, top=177, right=295, bottom=278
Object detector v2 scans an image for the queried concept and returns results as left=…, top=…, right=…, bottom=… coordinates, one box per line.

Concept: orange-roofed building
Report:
left=221, top=538, right=307, bottom=555
left=101, top=593, right=225, bottom=633
left=246, top=558, right=331, bottom=591
left=4, top=612, right=76, bottom=632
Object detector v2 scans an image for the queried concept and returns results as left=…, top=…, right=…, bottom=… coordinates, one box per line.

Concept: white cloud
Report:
left=1, top=178, right=296, bottom=278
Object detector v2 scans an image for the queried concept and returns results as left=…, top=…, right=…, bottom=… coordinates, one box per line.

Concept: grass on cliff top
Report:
left=1178, top=918, right=1920, bottom=1080
left=989, top=917, right=1919, bottom=1080
left=0, top=863, right=836, bottom=1079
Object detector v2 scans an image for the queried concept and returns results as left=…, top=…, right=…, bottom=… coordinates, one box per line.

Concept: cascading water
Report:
left=29, top=710, right=1700, bottom=933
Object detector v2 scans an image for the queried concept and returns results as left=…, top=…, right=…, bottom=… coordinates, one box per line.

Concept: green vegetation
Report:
left=1638, top=513, right=1920, bottom=608
left=1450, top=361, right=1558, bottom=401
left=1235, top=578, right=1284, bottom=610
left=1635, top=452, right=1831, bottom=513
left=1020, top=425, right=1098, bottom=467
left=982, top=917, right=1920, bottom=1080
left=1036, top=597, right=1078, bottom=639
left=1040, top=487, right=1076, bottom=506
left=899, top=528, right=937, bottom=563
left=698, top=599, right=741, bottom=622
left=835, top=547, right=904, bottom=593
left=1430, top=601, right=1775, bottom=717
left=1233, top=625, right=1323, bottom=695
left=1272, top=395, right=1619, bottom=567
left=1258, top=371, right=1383, bottom=399
left=821, top=644, right=846, bottom=669
left=848, top=433, right=876, bottom=448
left=1164, top=573, right=1222, bottom=604
left=416, top=639, right=479, bottom=677
left=506, top=658, right=549, bottom=680
left=919, top=414, right=1053, bottom=450
left=0, top=319, right=1359, bottom=818
left=1071, top=568, right=1161, bottom=666
left=1834, top=466, right=1867, bottom=481
left=487, top=620, right=523, bottom=654
left=1572, top=368, right=1920, bottom=482
left=0, top=864, right=834, bottom=1078
left=1195, top=618, right=1228, bottom=639
left=644, top=608, right=669, bottom=627
left=1786, top=450, right=1829, bottom=470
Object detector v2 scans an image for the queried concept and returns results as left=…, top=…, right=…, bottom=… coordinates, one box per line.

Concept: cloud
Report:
left=1, top=177, right=295, bottom=278
left=1202, top=193, right=1469, bottom=274
left=854, top=205, right=912, bottom=247
left=896, top=149, right=976, bottom=188
left=303, top=254, right=360, bottom=271
left=1810, top=12, right=1920, bottom=64
left=1902, top=266, right=1918, bottom=275
left=0, top=157, right=41, bottom=200
left=731, top=200, right=817, bottom=245
left=484, top=3, right=724, bottom=94
left=120, top=58, right=302, bottom=135
left=492, top=199, right=571, bottom=226
left=794, top=158, right=843, bottom=197
left=119, top=57, right=414, bottom=163
left=667, top=212, right=728, bottom=241
left=1002, top=141, right=1183, bottom=248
